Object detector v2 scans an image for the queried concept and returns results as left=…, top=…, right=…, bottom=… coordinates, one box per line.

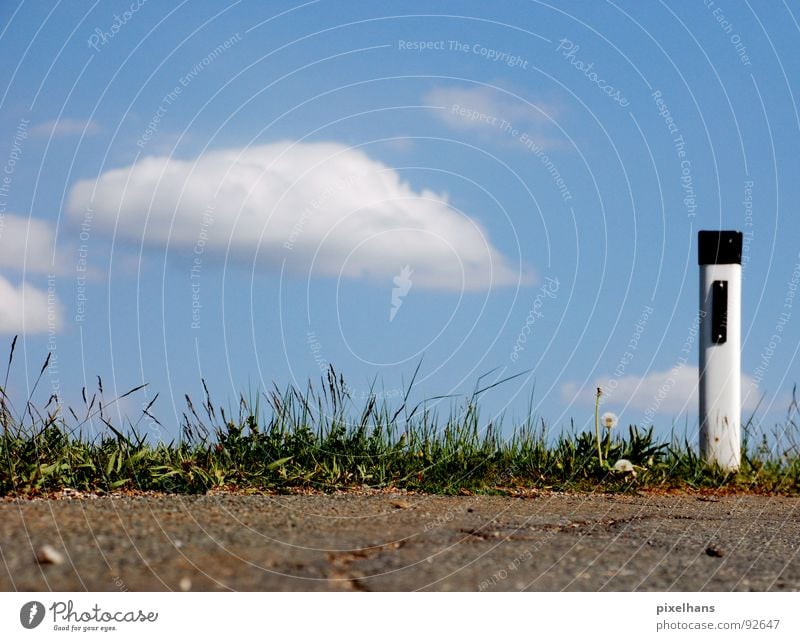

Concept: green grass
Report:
left=1, top=342, right=799, bottom=497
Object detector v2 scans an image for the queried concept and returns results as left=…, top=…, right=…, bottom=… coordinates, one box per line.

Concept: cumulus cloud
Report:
left=31, top=118, right=101, bottom=138
left=66, top=141, right=530, bottom=290
left=425, top=85, right=560, bottom=146
left=0, top=275, right=60, bottom=334
left=0, top=213, right=65, bottom=274
left=0, top=214, right=67, bottom=334
left=561, top=364, right=760, bottom=417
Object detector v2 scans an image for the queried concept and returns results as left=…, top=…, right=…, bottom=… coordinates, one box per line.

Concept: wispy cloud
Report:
left=67, top=142, right=532, bottom=291
left=31, top=118, right=101, bottom=138
left=425, top=85, right=561, bottom=147
left=561, top=364, right=760, bottom=416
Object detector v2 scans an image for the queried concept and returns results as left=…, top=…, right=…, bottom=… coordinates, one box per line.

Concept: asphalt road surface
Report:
left=1, top=492, right=798, bottom=591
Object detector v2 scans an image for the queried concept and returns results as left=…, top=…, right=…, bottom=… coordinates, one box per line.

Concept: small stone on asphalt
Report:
left=36, top=544, right=64, bottom=565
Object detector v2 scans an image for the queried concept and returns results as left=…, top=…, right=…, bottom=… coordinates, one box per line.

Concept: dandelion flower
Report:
left=602, top=412, right=618, bottom=431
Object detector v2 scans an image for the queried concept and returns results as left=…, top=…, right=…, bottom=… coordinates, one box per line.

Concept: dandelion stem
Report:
left=595, top=387, right=603, bottom=467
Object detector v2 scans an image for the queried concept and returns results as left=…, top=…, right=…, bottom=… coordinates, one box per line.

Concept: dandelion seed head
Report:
left=602, top=412, right=618, bottom=430
left=612, top=458, right=634, bottom=473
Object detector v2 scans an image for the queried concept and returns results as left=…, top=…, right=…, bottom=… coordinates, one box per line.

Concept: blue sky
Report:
left=0, top=0, right=798, bottom=443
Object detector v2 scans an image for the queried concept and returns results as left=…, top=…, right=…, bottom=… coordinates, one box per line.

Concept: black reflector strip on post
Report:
left=711, top=280, right=728, bottom=344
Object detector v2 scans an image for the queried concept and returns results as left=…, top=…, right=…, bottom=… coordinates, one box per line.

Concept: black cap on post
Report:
left=698, top=230, right=743, bottom=265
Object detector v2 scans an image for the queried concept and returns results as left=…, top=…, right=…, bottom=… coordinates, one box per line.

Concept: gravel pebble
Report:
left=36, top=544, right=65, bottom=565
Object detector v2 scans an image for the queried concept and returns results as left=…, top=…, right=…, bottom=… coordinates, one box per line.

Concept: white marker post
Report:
left=698, top=230, right=742, bottom=470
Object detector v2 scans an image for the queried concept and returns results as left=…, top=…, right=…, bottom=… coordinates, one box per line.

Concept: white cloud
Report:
left=425, top=85, right=559, bottom=146
left=561, top=364, right=760, bottom=416
left=66, top=141, right=530, bottom=291
left=31, top=118, right=101, bottom=138
left=0, top=213, right=64, bottom=274
left=0, top=275, right=60, bottom=334
left=0, top=215, right=67, bottom=334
